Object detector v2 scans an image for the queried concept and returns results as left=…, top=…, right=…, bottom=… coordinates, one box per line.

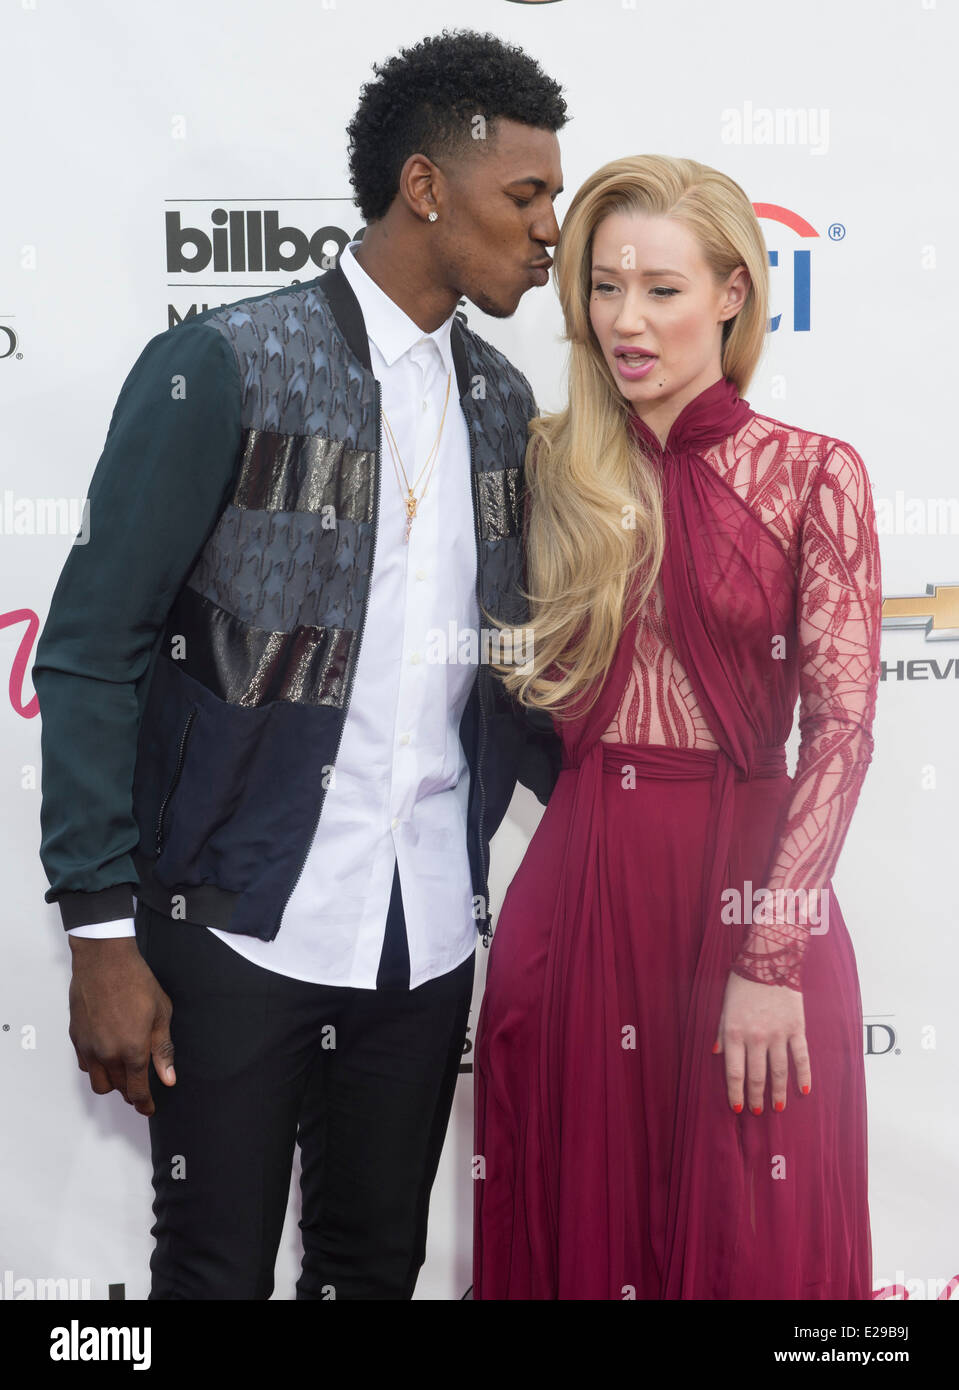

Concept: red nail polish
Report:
left=751, top=1105, right=762, bottom=1115
left=801, top=1083, right=811, bottom=1095
left=711, top=1041, right=721, bottom=1054
left=774, top=1100, right=785, bottom=1112
left=732, top=1102, right=743, bottom=1113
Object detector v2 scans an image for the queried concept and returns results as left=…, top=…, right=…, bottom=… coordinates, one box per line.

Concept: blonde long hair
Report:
left=493, top=154, right=770, bottom=718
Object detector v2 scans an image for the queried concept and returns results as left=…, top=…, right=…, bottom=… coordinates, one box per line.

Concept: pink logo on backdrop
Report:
left=873, top=1274, right=959, bottom=1300
left=2, top=609, right=39, bottom=718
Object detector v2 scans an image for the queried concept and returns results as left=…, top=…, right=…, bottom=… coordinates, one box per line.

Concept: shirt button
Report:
left=410, top=652, right=421, bottom=664
left=415, top=568, right=427, bottom=581
left=391, top=817, right=399, bottom=829
left=399, top=733, right=411, bottom=745
left=421, top=399, right=428, bottom=412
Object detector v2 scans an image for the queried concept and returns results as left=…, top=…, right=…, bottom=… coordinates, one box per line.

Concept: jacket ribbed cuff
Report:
left=56, top=884, right=137, bottom=930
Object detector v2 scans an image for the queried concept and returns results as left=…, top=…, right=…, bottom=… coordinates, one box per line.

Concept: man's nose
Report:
left=533, top=206, right=561, bottom=248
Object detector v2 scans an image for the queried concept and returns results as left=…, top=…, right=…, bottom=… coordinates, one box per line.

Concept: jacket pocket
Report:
left=155, top=706, right=197, bottom=855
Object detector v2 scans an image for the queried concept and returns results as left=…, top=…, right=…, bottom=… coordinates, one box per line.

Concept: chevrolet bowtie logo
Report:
left=882, top=583, right=959, bottom=641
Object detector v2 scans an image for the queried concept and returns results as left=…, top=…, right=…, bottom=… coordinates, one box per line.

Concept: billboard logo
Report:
left=166, top=207, right=359, bottom=276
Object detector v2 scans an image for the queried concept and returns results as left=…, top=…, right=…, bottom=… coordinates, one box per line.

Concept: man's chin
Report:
left=464, top=288, right=523, bottom=321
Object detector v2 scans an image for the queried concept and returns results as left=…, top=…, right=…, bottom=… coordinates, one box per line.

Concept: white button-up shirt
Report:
left=70, top=241, right=481, bottom=990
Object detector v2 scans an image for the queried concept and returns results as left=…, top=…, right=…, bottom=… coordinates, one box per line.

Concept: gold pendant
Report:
left=404, top=492, right=417, bottom=543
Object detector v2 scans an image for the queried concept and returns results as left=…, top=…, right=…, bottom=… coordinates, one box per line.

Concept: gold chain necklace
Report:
left=381, top=369, right=452, bottom=542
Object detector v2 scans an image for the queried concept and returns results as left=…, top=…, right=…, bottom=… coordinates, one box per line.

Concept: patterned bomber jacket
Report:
left=34, top=261, right=561, bottom=944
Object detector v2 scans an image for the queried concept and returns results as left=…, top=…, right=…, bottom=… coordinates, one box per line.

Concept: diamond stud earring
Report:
left=428, top=211, right=438, bottom=222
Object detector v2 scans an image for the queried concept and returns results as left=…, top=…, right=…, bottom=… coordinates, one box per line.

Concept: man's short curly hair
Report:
left=346, top=29, right=568, bottom=223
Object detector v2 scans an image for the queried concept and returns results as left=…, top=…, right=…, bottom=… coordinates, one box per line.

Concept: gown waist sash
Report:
left=561, top=740, right=788, bottom=781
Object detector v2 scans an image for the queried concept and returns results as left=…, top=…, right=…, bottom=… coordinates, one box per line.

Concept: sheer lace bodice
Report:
left=601, top=412, right=883, bottom=988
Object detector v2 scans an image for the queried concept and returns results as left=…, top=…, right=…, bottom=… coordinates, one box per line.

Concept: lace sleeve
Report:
left=730, top=440, right=882, bottom=990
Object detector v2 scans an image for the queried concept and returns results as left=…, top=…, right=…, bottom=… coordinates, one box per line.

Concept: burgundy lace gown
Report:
left=473, top=377, right=883, bottom=1300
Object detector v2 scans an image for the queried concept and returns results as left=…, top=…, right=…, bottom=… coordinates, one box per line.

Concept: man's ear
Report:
left=398, top=151, right=443, bottom=223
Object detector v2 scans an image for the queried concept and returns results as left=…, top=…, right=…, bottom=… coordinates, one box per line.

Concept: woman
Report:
left=473, top=155, right=882, bottom=1300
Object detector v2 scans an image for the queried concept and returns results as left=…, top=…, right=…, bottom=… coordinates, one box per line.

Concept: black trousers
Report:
left=137, top=862, right=475, bottom=1299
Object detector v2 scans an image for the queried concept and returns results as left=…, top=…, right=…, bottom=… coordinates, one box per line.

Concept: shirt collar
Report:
left=339, top=240, right=456, bottom=377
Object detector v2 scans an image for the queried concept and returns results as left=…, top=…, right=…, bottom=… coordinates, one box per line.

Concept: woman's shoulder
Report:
left=742, top=410, right=871, bottom=495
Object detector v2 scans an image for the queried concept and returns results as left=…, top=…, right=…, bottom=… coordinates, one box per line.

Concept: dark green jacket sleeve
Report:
left=33, top=321, right=243, bottom=928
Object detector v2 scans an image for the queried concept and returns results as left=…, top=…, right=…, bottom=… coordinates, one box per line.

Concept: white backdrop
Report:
left=2, top=0, right=957, bottom=1301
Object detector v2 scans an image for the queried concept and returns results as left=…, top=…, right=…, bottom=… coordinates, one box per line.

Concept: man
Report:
left=34, top=30, right=566, bottom=1299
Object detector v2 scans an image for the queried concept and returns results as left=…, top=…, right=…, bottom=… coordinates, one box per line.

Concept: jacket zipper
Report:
left=270, top=379, right=384, bottom=940
left=469, top=437, right=492, bottom=948
left=155, top=707, right=197, bottom=855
